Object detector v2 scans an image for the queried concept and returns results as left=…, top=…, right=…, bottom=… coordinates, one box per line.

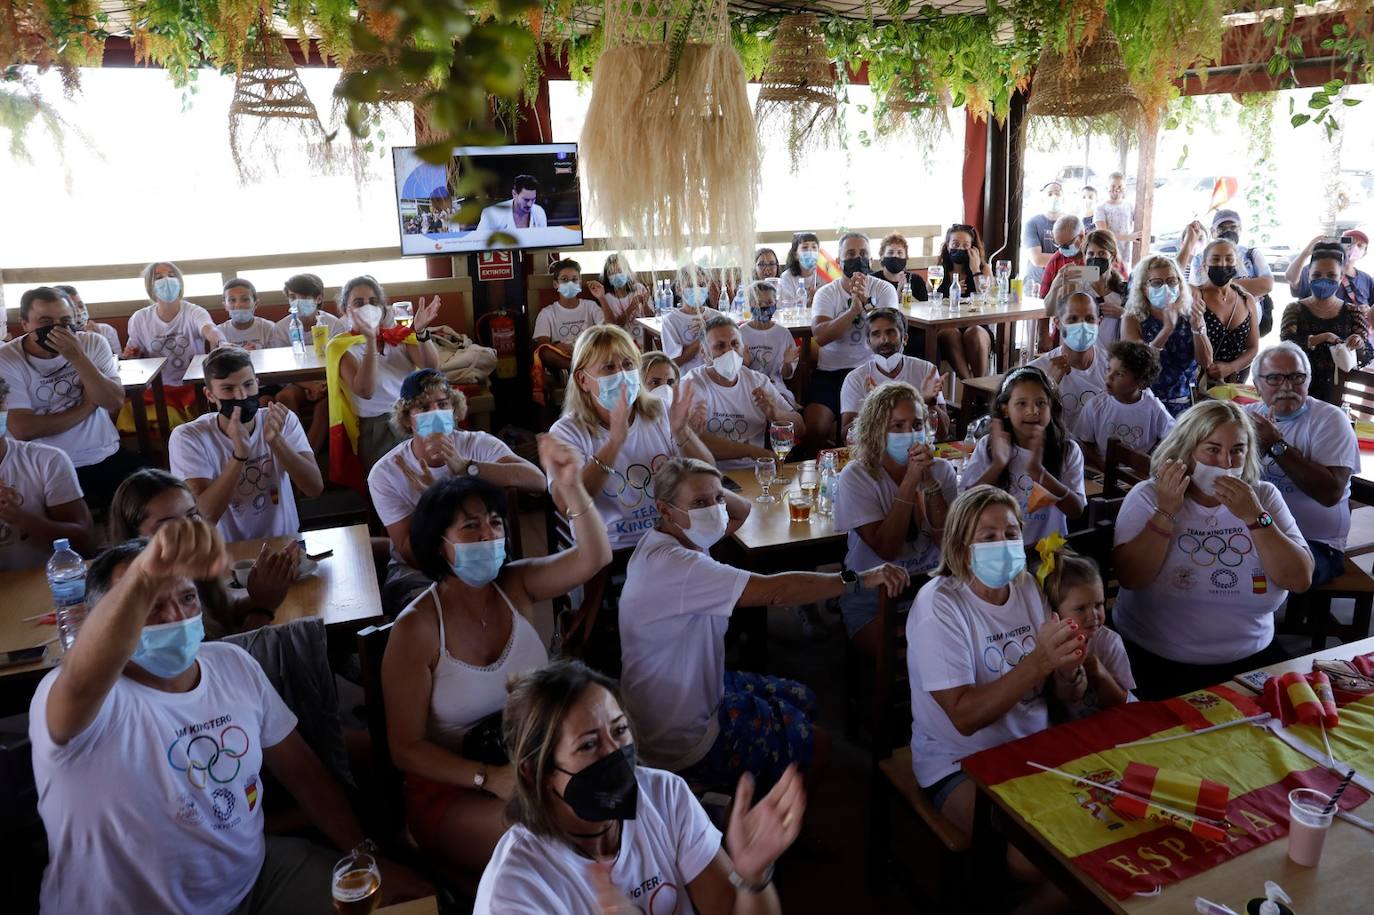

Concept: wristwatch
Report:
left=1247, top=511, right=1274, bottom=531
left=1267, top=440, right=1289, bottom=460
left=473, top=763, right=488, bottom=791
left=415, top=328, right=433, bottom=342
left=728, top=864, right=775, bottom=894
left=839, top=569, right=862, bottom=595
left=466, top=461, right=481, bottom=477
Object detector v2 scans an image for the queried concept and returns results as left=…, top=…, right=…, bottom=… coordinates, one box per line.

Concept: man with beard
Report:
left=839, top=307, right=947, bottom=443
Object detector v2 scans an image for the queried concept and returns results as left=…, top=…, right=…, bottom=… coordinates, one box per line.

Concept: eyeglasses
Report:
left=1256, top=372, right=1307, bottom=387
left=1146, top=278, right=1181, bottom=289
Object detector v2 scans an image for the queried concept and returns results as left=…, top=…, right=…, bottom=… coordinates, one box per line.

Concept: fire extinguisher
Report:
left=477, top=308, right=518, bottom=380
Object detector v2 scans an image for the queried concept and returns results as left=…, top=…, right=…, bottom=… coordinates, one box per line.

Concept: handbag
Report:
left=461, top=710, right=509, bottom=765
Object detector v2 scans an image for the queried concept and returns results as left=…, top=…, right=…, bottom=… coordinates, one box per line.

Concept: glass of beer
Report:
left=392, top=301, right=414, bottom=328
left=769, top=421, right=795, bottom=466
left=799, top=460, right=819, bottom=505
left=332, top=849, right=381, bottom=914
left=788, top=492, right=813, bottom=523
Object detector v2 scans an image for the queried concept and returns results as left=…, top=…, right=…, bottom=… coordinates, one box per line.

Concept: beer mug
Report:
left=332, top=847, right=381, bottom=914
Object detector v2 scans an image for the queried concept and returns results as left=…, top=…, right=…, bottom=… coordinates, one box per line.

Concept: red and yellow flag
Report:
left=1110, top=762, right=1230, bottom=842
left=1261, top=671, right=1339, bottom=729
left=1208, top=177, right=1239, bottom=211
left=326, top=328, right=417, bottom=493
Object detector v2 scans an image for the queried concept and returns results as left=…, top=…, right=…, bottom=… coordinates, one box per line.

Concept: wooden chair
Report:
left=1281, top=557, right=1374, bottom=651
left=866, top=582, right=972, bottom=906
left=1338, top=367, right=1374, bottom=422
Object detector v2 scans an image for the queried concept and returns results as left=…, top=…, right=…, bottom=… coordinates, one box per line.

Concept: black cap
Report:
left=400, top=368, right=444, bottom=400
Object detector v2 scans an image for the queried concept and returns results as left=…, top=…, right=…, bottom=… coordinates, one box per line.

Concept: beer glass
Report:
left=332, top=849, right=381, bottom=914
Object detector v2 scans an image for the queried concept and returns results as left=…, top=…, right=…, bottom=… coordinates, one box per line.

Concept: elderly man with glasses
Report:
left=1243, top=341, right=1360, bottom=588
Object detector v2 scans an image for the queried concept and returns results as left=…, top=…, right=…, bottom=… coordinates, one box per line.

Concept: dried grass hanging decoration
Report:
left=581, top=0, right=759, bottom=269
left=228, top=20, right=331, bottom=184
left=1027, top=21, right=1141, bottom=124
left=754, top=12, right=837, bottom=170
left=877, top=81, right=952, bottom=150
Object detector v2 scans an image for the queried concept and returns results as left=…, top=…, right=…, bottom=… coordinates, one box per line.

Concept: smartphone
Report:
left=1341, top=235, right=1355, bottom=246
left=722, top=476, right=743, bottom=493
left=298, top=539, right=334, bottom=561
left=0, top=644, right=47, bottom=669
left=1075, top=265, right=1101, bottom=284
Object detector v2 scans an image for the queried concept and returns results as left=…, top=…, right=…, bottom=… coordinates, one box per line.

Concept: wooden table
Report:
left=902, top=297, right=1046, bottom=374
left=724, top=466, right=845, bottom=556
left=1231, top=636, right=1374, bottom=692
left=967, top=644, right=1374, bottom=914
left=377, top=896, right=439, bottom=915
left=118, top=356, right=169, bottom=458
left=183, top=345, right=327, bottom=385
left=957, top=372, right=1004, bottom=435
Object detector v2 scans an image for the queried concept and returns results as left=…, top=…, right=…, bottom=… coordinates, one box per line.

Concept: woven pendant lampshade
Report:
left=581, top=0, right=759, bottom=268
left=228, top=20, right=330, bottom=183
left=1027, top=22, right=1140, bottom=121
left=755, top=11, right=837, bottom=162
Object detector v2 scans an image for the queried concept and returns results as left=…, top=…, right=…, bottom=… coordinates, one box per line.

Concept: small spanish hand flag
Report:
left=1110, top=762, right=1231, bottom=842
left=1027, top=482, right=1057, bottom=514
left=1262, top=670, right=1340, bottom=728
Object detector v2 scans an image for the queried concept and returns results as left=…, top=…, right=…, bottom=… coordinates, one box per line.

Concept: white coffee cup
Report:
left=232, top=559, right=256, bottom=589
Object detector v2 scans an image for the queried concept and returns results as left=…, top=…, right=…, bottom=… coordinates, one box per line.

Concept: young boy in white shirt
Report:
left=1074, top=340, right=1175, bottom=469
left=169, top=346, right=323, bottom=541
left=273, top=273, right=342, bottom=453
left=738, top=280, right=799, bottom=407
left=216, top=278, right=276, bottom=351
left=533, top=258, right=605, bottom=373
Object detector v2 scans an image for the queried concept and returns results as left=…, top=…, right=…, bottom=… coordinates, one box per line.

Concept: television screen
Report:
left=392, top=143, right=584, bottom=257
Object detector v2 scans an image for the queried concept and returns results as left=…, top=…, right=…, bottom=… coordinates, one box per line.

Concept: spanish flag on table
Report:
left=1260, top=670, right=1339, bottom=728
left=325, top=327, right=417, bottom=492
left=963, top=685, right=1374, bottom=899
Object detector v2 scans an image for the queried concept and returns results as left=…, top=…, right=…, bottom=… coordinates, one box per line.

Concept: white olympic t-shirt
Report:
left=1029, top=346, right=1109, bottom=432
left=960, top=437, right=1085, bottom=545
left=833, top=458, right=956, bottom=577
left=683, top=364, right=791, bottom=470
left=343, top=340, right=418, bottom=419
left=0, top=332, right=120, bottom=468
left=533, top=300, right=605, bottom=347
left=1112, top=479, right=1309, bottom=664
left=1244, top=397, right=1360, bottom=550
left=619, top=529, right=751, bottom=770
left=0, top=439, right=83, bottom=571
left=812, top=278, right=899, bottom=372
left=473, top=766, right=720, bottom=915
left=549, top=407, right=680, bottom=550
left=90, top=323, right=122, bottom=355
left=1068, top=627, right=1137, bottom=719
left=739, top=322, right=798, bottom=403
left=1073, top=389, right=1175, bottom=457
left=215, top=317, right=275, bottom=350
left=168, top=410, right=310, bottom=541
left=659, top=308, right=722, bottom=373
left=368, top=430, right=516, bottom=527
left=29, top=642, right=296, bottom=915
left=908, top=574, right=1052, bottom=787
left=127, top=302, right=218, bottom=386
left=839, top=354, right=943, bottom=418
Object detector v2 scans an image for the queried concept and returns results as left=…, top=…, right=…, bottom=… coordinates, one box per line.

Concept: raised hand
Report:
left=726, top=766, right=806, bottom=888
left=859, top=563, right=911, bottom=597
left=1154, top=458, right=1190, bottom=517
left=905, top=443, right=934, bottom=485
left=225, top=406, right=250, bottom=458
left=920, top=370, right=944, bottom=403
left=537, top=433, right=584, bottom=493
left=245, top=541, right=299, bottom=612
left=585, top=280, right=606, bottom=301
left=46, top=325, right=84, bottom=360
left=1213, top=475, right=1263, bottom=522
left=669, top=378, right=697, bottom=438
left=132, top=519, right=228, bottom=584
left=751, top=384, right=776, bottom=420
left=1031, top=613, right=1083, bottom=678
left=1250, top=410, right=1282, bottom=448
left=412, top=296, right=441, bottom=333
left=261, top=401, right=288, bottom=447
left=609, top=384, right=633, bottom=443
left=988, top=416, right=1013, bottom=468
left=1046, top=354, right=1070, bottom=384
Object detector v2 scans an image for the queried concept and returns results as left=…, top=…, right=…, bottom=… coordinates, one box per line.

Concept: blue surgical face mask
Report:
left=291, top=298, right=318, bottom=319
left=558, top=281, right=582, bottom=300
left=610, top=272, right=630, bottom=289
left=131, top=614, right=205, bottom=678
left=1275, top=402, right=1310, bottom=423
left=230, top=308, right=254, bottom=325
left=448, top=539, right=506, bottom=588
left=885, top=430, right=925, bottom=465
left=1062, top=321, right=1099, bottom=353
left=1147, top=283, right=1179, bottom=308
left=414, top=409, right=456, bottom=438
left=1310, top=278, right=1340, bottom=300
left=1058, top=244, right=1080, bottom=258
left=596, top=369, right=640, bottom=410
left=970, top=540, right=1026, bottom=589
left=681, top=287, right=709, bottom=309
left=753, top=305, right=777, bottom=323
left=153, top=276, right=181, bottom=302
left=798, top=251, right=819, bottom=270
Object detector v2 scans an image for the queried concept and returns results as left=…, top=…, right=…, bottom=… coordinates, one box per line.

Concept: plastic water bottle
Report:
left=288, top=305, right=306, bottom=356
left=949, top=281, right=961, bottom=312
left=732, top=284, right=746, bottom=316
left=48, top=538, right=86, bottom=651
left=817, top=452, right=837, bottom=517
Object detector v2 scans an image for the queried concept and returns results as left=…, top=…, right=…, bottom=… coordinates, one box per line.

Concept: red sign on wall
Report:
left=477, top=251, right=515, bottom=282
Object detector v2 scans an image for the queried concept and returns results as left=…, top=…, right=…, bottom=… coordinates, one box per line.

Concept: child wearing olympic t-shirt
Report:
left=1075, top=340, right=1175, bottom=470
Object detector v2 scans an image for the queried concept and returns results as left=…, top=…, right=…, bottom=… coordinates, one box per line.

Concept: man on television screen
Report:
left=477, top=174, right=548, bottom=233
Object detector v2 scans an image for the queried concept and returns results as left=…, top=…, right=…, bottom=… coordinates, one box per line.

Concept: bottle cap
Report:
left=53, top=538, right=69, bottom=551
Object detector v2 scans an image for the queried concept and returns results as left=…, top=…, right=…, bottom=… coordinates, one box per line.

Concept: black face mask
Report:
left=949, top=249, right=970, bottom=265
left=842, top=256, right=868, bottom=279
left=555, top=744, right=638, bottom=822
left=881, top=256, right=907, bottom=275
left=1218, top=230, right=1240, bottom=244
left=1085, top=256, right=1110, bottom=276
left=217, top=396, right=260, bottom=424
left=1207, top=265, right=1237, bottom=288
left=33, top=324, right=64, bottom=354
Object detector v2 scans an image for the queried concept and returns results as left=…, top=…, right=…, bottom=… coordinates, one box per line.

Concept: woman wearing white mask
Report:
left=1122, top=255, right=1211, bottom=417
left=620, top=456, right=907, bottom=790
left=549, top=325, right=716, bottom=551
left=834, top=382, right=955, bottom=654
left=660, top=263, right=722, bottom=373
left=908, top=485, right=1083, bottom=909
left=684, top=315, right=804, bottom=470
left=382, top=434, right=609, bottom=875
left=124, top=262, right=225, bottom=386
left=1112, top=401, right=1312, bottom=699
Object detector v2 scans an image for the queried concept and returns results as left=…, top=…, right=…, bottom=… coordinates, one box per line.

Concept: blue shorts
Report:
left=839, top=589, right=914, bottom=638
left=679, top=671, right=818, bottom=793
left=925, top=769, right=969, bottom=811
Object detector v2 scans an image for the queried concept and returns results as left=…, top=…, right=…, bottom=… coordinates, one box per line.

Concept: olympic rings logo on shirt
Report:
left=1110, top=423, right=1145, bottom=446
left=1061, top=389, right=1099, bottom=413
left=166, top=724, right=251, bottom=790
left=706, top=416, right=749, bottom=438
left=983, top=635, right=1038, bottom=674
left=598, top=453, right=669, bottom=509
left=1177, top=531, right=1252, bottom=569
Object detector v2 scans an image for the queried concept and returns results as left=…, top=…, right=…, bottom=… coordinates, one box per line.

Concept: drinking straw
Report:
left=1113, top=713, right=1271, bottom=748
left=1027, top=762, right=1230, bottom=832
left=1322, top=768, right=1357, bottom=815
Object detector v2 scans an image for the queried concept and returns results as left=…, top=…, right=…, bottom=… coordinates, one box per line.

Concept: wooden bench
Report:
left=1282, top=557, right=1374, bottom=651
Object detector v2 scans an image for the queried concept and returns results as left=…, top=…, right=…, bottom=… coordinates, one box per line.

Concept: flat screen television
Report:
left=392, top=143, right=584, bottom=257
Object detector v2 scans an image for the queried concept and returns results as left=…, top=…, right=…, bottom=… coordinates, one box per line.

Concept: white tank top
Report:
left=417, top=583, right=548, bottom=751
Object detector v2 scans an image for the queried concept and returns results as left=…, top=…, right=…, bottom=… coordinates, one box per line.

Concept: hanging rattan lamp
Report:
left=228, top=19, right=331, bottom=183
left=754, top=11, right=838, bottom=162
left=1027, top=21, right=1140, bottom=121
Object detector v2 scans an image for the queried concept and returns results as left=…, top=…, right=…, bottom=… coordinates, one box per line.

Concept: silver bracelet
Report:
left=728, top=864, right=774, bottom=895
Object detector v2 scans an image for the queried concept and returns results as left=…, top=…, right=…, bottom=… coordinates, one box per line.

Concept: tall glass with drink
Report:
left=1287, top=788, right=1334, bottom=866
left=392, top=301, right=413, bottom=328
left=754, top=456, right=778, bottom=504
left=769, top=421, right=795, bottom=464
left=332, top=848, right=381, bottom=914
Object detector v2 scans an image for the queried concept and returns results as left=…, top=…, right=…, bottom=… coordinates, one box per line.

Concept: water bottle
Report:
left=48, top=538, right=86, bottom=651
left=732, top=284, right=746, bottom=316
left=949, top=281, right=961, bottom=312
left=288, top=305, right=306, bottom=356
left=817, top=452, right=837, bottom=517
